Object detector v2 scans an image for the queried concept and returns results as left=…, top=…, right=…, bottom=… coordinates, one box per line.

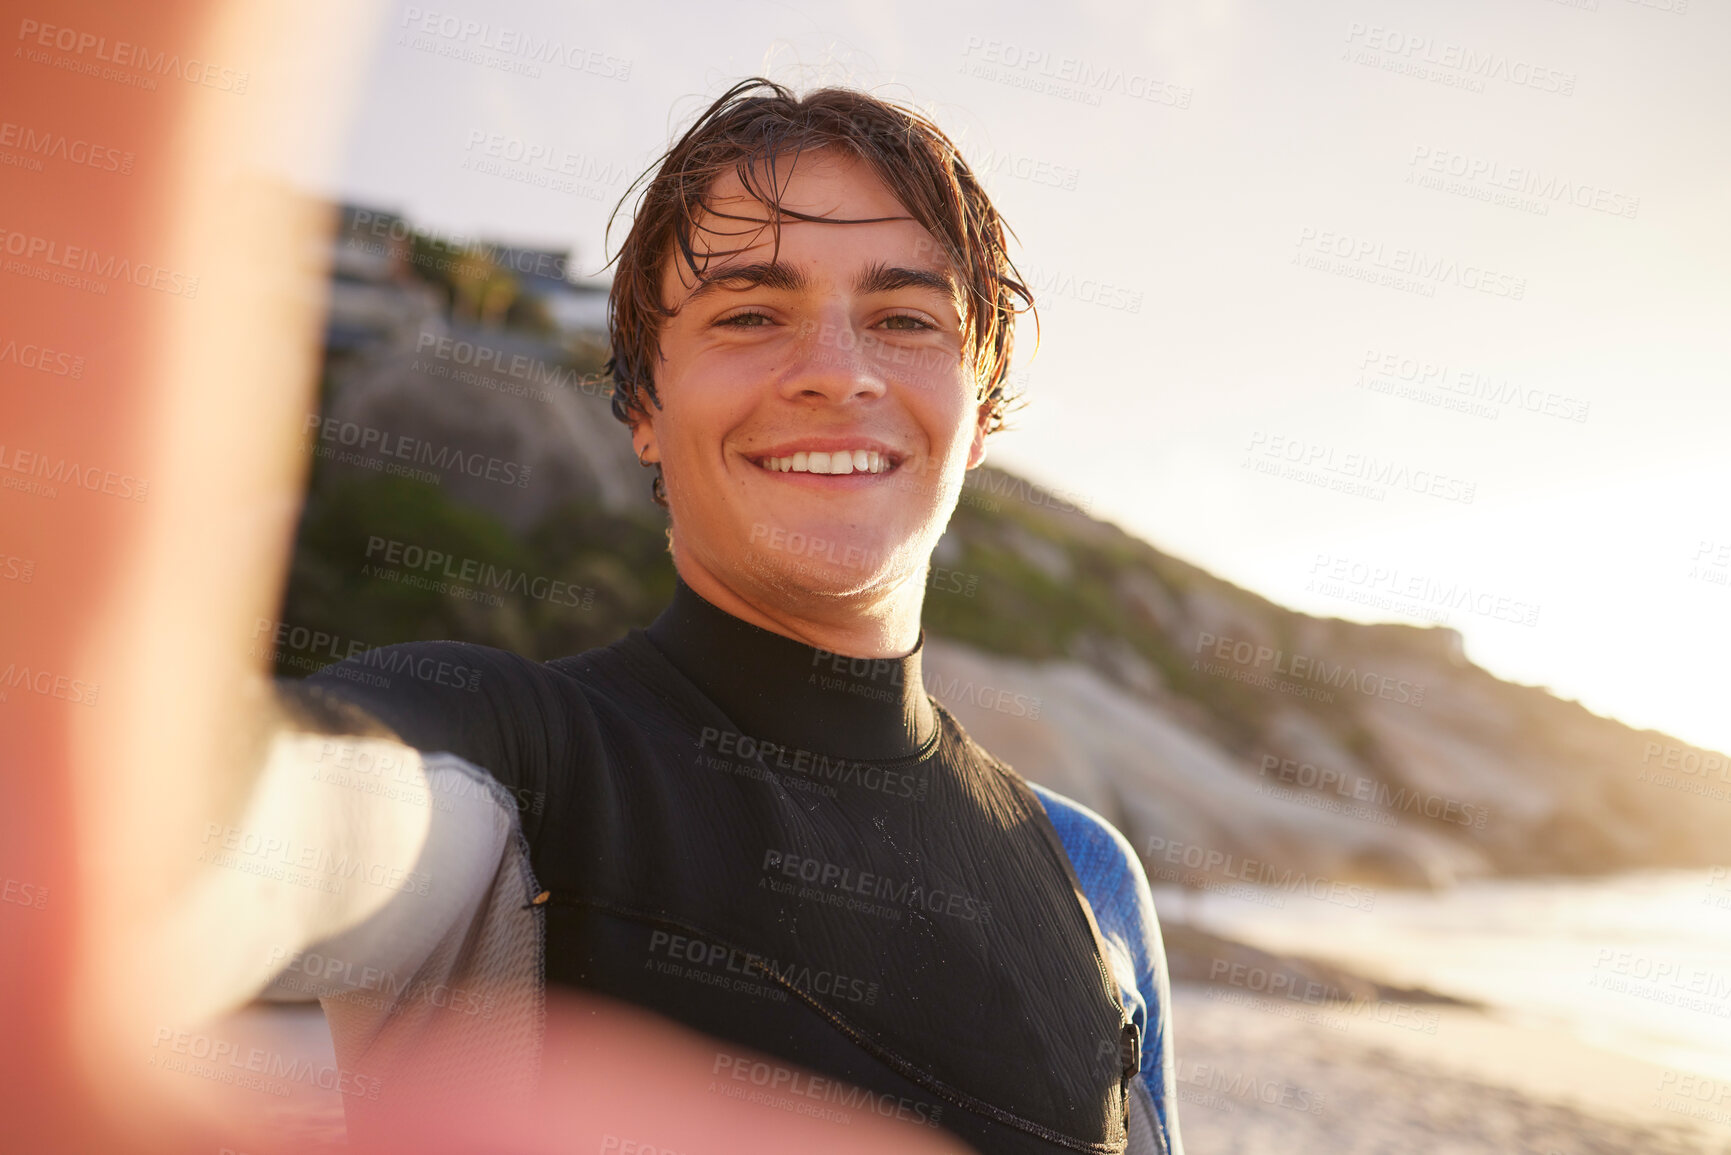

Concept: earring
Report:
left=637, top=443, right=668, bottom=508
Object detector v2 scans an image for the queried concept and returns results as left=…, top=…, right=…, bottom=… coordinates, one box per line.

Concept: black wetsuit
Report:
left=299, top=579, right=1141, bottom=1154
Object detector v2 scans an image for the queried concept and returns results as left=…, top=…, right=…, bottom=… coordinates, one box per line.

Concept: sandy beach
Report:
left=228, top=987, right=1731, bottom=1153
left=1167, top=982, right=1731, bottom=1155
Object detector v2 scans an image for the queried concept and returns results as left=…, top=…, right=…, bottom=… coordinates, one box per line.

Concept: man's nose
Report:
left=779, top=313, right=889, bottom=405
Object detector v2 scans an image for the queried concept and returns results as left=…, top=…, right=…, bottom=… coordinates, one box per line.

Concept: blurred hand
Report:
left=0, top=4, right=962, bottom=1153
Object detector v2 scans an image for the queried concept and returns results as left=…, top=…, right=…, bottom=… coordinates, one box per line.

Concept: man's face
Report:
left=641, top=149, right=988, bottom=602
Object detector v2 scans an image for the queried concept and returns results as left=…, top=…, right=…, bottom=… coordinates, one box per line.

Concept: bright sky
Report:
left=304, top=0, right=1731, bottom=754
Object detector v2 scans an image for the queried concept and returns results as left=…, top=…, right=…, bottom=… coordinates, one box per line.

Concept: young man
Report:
left=184, top=79, right=1182, bottom=1155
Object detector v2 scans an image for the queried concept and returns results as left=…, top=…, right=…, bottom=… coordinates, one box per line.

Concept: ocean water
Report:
left=1154, top=868, right=1731, bottom=1084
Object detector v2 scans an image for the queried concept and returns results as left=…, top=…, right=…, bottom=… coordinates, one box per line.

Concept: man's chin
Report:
left=737, top=528, right=906, bottom=599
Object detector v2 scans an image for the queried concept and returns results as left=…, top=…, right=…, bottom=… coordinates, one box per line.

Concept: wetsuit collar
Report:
left=645, top=577, right=938, bottom=762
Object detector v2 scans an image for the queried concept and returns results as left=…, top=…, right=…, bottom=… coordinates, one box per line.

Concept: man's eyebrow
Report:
left=678, top=258, right=960, bottom=308
left=683, top=260, right=809, bottom=306
left=854, top=262, right=960, bottom=301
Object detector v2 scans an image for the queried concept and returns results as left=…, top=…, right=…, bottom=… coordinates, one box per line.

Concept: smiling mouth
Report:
left=753, top=449, right=899, bottom=475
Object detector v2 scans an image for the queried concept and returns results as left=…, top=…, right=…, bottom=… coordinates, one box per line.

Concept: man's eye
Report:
left=880, top=313, right=935, bottom=331
left=719, top=311, right=773, bottom=327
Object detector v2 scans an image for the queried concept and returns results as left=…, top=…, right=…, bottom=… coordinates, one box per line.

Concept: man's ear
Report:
left=965, top=401, right=991, bottom=470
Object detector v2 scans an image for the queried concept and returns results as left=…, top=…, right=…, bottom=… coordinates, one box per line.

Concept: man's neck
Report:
left=671, top=552, right=925, bottom=660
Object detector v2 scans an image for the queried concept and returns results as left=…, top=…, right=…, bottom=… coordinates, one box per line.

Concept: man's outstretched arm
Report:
left=142, top=720, right=527, bottom=1026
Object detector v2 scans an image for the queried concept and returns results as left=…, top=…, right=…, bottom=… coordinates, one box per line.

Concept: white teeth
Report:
left=759, top=449, right=895, bottom=474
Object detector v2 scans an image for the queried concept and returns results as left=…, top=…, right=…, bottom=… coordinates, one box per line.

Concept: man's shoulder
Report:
left=302, top=637, right=618, bottom=702
left=1027, top=783, right=1151, bottom=923
left=285, top=638, right=610, bottom=785
left=931, top=705, right=1151, bottom=913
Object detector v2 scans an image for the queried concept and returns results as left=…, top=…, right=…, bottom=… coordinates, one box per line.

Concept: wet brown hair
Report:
left=604, top=77, right=1033, bottom=437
